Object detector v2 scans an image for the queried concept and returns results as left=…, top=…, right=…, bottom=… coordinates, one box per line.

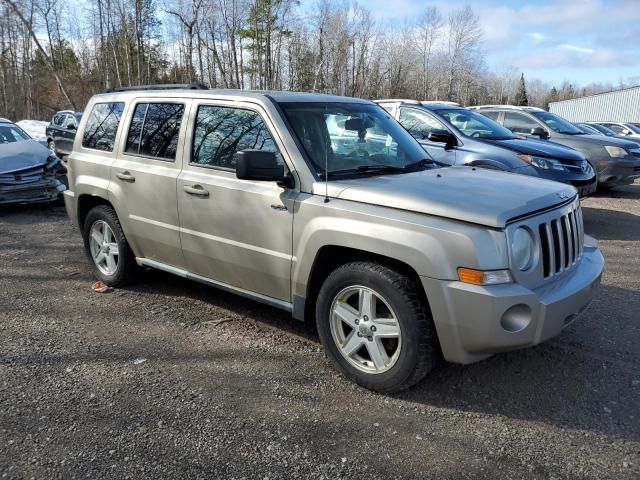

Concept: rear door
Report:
left=177, top=100, right=295, bottom=302
left=110, top=99, right=189, bottom=268
left=398, top=107, right=456, bottom=165
left=60, top=114, right=78, bottom=155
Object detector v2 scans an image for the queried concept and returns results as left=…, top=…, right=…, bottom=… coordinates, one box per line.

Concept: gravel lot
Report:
left=1, top=182, right=639, bottom=479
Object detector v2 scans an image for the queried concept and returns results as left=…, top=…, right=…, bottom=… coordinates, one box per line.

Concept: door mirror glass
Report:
left=530, top=126, right=549, bottom=139
left=236, top=150, right=287, bottom=183
left=427, top=129, right=455, bottom=145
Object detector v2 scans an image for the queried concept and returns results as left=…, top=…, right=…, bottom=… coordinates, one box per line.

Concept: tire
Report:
left=82, top=205, right=138, bottom=287
left=315, top=261, right=439, bottom=393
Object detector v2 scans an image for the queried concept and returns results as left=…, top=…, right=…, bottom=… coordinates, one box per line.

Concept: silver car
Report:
left=63, top=88, right=604, bottom=392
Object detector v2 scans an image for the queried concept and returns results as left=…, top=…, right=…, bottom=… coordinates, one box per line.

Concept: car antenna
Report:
left=324, top=104, right=330, bottom=203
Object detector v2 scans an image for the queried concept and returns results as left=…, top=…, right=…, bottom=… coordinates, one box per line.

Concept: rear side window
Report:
left=125, top=103, right=184, bottom=160
left=480, top=111, right=500, bottom=122
left=82, top=102, right=125, bottom=152
left=191, top=105, right=278, bottom=169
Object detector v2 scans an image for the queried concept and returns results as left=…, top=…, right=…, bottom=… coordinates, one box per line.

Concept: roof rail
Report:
left=105, top=83, right=209, bottom=93
left=373, top=99, right=421, bottom=105
left=421, top=101, right=460, bottom=106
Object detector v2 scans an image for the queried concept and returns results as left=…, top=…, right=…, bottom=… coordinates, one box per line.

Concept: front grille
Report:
left=537, top=203, right=584, bottom=278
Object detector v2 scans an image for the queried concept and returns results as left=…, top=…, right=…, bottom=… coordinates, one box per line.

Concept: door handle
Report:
left=116, top=171, right=136, bottom=182
left=183, top=185, right=210, bottom=197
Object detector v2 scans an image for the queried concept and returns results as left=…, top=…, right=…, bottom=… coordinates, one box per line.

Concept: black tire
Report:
left=315, top=261, right=439, bottom=393
left=82, top=205, right=137, bottom=286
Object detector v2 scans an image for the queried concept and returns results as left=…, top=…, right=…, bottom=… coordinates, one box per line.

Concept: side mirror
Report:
left=236, top=150, right=291, bottom=186
left=622, top=129, right=631, bottom=136
left=426, top=129, right=455, bottom=146
left=530, top=127, right=549, bottom=139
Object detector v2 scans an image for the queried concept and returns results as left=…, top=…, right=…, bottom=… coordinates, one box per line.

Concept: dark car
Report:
left=46, top=110, right=82, bottom=157
left=575, top=122, right=640, bottom=147
left=376, top=100, right=596, bottom=197
left=0, top=118, right=66, bottom=205
left=473, top=106, right=640, bottom=189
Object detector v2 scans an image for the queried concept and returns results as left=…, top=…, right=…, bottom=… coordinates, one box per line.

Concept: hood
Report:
left=490, top=137, right=585, bottom=163
left=559, top=133, right=639, bottom=150
left=0, top=139, right=52, bottom=174
left=314, top=166, right=575, bottom=229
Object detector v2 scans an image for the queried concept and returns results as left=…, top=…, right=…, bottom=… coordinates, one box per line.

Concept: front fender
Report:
left=291, top=195, right=509, bottom=300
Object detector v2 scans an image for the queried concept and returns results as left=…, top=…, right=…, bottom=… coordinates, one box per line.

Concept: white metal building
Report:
left=549, top=85, right=640, bottom=122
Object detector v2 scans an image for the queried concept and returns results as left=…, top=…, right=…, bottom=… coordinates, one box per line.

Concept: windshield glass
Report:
left=532, top=111, right=583, bottom=135
left=0, top=124, right=31, bottom=144
left=434, top=108, right=515, bottom=140
left=625, top=123, right=640, bottom=134
left=589, top=123, right=616, bottom=136
left=279, top=102, right=434, bottom=177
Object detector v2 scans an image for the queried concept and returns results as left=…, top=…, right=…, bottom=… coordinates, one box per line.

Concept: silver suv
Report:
left=63, top=87, right=604, bottom=392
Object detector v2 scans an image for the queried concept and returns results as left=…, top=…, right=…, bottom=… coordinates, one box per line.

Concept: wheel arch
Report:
left=77, top=194, right=114, bottom=231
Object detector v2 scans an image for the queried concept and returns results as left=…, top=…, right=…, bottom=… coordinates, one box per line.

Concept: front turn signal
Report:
left=457, top=268, right=512, bottom=286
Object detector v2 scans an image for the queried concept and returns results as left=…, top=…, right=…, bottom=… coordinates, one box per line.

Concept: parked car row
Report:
left=0, top=117, right=66, bottom=205
left=60, top=86, right=605, bottom=393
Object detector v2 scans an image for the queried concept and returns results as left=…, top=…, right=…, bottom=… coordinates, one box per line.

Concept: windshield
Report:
left=0, top=124, right=31, bottom=144
left=279, top=102, right=435, bottom=177
left=434, top=108, right=515, bottom=140
left=589, top=123, right=616, bottom=136
left=532, top=111, right=583, bottom=135
left=625, top=123, right=640, bottom=134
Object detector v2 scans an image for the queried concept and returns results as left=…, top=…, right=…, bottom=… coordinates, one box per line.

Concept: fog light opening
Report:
left=500, top=304, right=532, bottom=333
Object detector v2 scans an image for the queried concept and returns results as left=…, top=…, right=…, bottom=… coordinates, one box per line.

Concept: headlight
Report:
left=604, top=145, right=628, bottom=158
left=511, top=227, right=535, bottom=271
left=518, top=154, right=566, bottom=171
left=44, top=155, right=61, bottom=171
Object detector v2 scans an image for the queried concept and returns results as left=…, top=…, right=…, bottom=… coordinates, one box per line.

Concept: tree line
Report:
left=0, top=0, right=636, bottom=121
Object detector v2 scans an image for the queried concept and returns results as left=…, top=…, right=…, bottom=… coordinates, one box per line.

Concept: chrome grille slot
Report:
left=537, top=202, right=584, bottom=279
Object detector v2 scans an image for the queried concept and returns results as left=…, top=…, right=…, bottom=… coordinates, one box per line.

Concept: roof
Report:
left=93, top=88, right=371, bottom=105
left=471, top=105, right=545, bottom=112
left=0, top=117, right=12, bottom=123
left=549, top=85, right=640, bottom=106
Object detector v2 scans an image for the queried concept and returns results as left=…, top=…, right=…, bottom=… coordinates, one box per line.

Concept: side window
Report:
left=82, top=102, right=125, bottom=152
left=480, top=111, right=500, bottom=122
left=398, top=108, right=446, bottom=140
left=605, top=124, right=624, bottom=134
left=192, top=105, right=278, bottom=170
left=54, top=114, right=64, bottom=126
left=502, top=112, right=540, bottom=134
left=124, top=103, right=184, bottom=160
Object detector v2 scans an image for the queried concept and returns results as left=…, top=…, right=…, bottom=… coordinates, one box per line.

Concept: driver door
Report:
left=398, top=107, right=456, bottom=165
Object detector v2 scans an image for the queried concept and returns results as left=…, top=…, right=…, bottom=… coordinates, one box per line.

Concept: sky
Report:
left=320, top=0, right=640, bottom=87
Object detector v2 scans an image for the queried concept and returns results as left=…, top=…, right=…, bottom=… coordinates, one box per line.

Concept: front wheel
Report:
left=316, top=261, right=439, bottom=393
left=82, top=205, right=138, bottom=286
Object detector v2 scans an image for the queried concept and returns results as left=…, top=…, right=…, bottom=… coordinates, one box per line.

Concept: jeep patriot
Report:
left=63, top=87, right=604, bottom=392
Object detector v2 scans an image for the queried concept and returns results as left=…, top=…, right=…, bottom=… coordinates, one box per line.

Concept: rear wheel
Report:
left=82, top=205, right=137, bottom=286
left=316, top=261, right=438, bottom=393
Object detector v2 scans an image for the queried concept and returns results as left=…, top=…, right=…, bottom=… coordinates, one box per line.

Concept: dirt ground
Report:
left=1, top=182, right=639, bottom=479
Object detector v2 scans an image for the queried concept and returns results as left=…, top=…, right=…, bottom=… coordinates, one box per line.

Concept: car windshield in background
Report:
left=435, top=109, right=515, bottom=140
left=625, top=123, right=640, bottom=134
left=532, top=111, right=583, bottom=135
left=279, top=102, right=434, bottom=177
left=0, top=124, right=31, bottom=144
left=589, top=123, right=616, bottom=136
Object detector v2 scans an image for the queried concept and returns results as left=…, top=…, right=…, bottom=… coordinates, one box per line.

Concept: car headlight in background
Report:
left=511, top=227, right=535, bottom=271
left=518, top=154, right=566, bottom=171
left=604, top=145, right=628, bottom=158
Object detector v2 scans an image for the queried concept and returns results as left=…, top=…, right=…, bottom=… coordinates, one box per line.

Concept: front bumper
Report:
left=595, top=157, right=640, bottom=186
left=422, top=239, right=604, bottom=364
left=0, top=177, right=66, bottom=205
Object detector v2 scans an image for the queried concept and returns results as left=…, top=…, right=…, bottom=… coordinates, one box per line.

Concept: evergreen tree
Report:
left=515, top=72, right=528, bottom=106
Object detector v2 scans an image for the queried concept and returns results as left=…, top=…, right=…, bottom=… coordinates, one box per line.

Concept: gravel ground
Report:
left=1, top=182, right=639, bottom=479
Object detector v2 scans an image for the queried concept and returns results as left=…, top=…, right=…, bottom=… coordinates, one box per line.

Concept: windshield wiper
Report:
left=326, top=159, right=439, bottom=178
